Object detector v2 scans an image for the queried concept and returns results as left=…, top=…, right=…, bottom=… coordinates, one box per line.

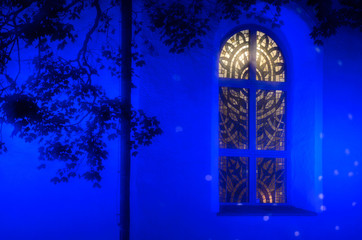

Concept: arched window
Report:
left=218, top=29, right=287, bottom=205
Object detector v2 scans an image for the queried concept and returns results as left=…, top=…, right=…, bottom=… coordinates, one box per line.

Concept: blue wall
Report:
left=0, top=3, right=361, bottom=240
left=131, top=6, right=362, bottom=240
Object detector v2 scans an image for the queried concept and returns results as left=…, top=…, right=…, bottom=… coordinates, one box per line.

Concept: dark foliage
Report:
left=144, top=0, right=361, bottom=51
left=0, top=0, right=162, bottom=187
left=308, top=0, right=362, bottom=44
left=144, top=0, right=210, bottom=53
left=0, top=0, right=360, bottom=187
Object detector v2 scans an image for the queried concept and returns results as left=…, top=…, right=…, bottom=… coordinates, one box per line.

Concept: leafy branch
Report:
left=143, top=0, right=361, bottom=52
left=0, top=0, right=162, bottom=187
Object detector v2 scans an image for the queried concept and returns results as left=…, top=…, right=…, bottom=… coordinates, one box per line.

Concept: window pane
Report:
left=219, top=30, right=249, bottom=79
left=257, top=158, right=286, bottom=203
left=219, top=156, right=249, bottom=203
left=256, top=90, right=285, bottom=150
left=219, top=87, right=249, bottom=149
left=256, top=31, right=285, bottom=82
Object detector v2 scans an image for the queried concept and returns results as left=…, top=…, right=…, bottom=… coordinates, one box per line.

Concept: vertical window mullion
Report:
left=249, top=30, right=257, bottom=204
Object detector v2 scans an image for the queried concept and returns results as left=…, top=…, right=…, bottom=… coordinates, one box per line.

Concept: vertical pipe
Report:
left=120, top=0, right=132, bottom=239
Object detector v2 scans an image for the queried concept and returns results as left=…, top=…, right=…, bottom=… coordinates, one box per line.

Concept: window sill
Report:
left=217, top=205, right=317, bottom=216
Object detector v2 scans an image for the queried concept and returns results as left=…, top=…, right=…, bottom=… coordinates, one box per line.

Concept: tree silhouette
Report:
left=0, top=0, right=161, bottom=183
left=146, top=0, right=360, bottom=49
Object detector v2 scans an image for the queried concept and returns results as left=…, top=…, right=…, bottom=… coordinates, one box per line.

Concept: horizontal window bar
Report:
left=219, top=148, right=288, bottom=157
left=219, top=78, right=287, bottom=90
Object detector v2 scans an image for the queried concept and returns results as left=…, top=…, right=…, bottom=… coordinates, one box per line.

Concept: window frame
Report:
left=218, top=26, right=292, bottom=207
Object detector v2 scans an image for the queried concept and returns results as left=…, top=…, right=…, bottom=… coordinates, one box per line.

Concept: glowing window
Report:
left=218, top=29, right=287, bottom=204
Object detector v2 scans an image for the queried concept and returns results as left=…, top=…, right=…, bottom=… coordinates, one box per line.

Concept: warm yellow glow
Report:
left=219, top=30, right=249, bottom=79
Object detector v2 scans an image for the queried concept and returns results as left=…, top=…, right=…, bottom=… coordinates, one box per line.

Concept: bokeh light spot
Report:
left=319, top=133, right=324, bottom=139
left=318, top=193, right=324, bottom=200
left=205, top=174, right=212, bottom=181
left=175, top=126, right=183, bottom=133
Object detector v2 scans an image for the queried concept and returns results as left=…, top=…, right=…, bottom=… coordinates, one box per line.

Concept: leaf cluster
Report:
left=308, top=0, right=362, bottom=44
left=144, top=0, right=210, bottom=53
left=143, top=0, right=361, bottom=52
left=0, top=0, right=162, bottom=187
left=0, top=0, right=360, bottom=188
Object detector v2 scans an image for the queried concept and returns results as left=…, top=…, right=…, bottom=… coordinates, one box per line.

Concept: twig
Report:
left=64, top=95, right=97, bottom=127
left=13, top=20, right=21, bottom=83
left=76, top=0, right=102, bottom=84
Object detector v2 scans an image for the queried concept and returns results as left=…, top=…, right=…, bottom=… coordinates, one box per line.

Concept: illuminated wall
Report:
left=0, top=3, right=361, bottom=240
left=132, top=5, right=362, bottom=240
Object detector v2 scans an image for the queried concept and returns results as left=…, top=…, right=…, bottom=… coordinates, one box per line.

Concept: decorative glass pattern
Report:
left=256, top=90, right=285, bottom=150
left=219, top=87, right=249, bottom=149
left=219, top=156, right=249, bottom=203
left=257, top=158, right=286, bottom=203
left=218, top=29, right=288, bottom=206
left=219, top=30, right=249, bottom=79
left=256, top=31, right=285, bottom=82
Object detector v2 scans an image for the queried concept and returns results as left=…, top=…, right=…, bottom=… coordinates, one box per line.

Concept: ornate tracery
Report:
left=218, top=29, right=287, bottom=204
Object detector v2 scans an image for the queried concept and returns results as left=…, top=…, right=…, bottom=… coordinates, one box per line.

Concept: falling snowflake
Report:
left=175, top=126, right=183, bottom=133
left=338, top=60, right=343, bottom=66
left=354, top=161, right=359, bottom=166
left=263, top=216, right=269, bottom=221
left=348, top=113, right=353, bottom=120
left=352, top=202, right=357, bottom=207
left=334, top=170, right=339, bottom=176
left=348, top=172, right=354, bottom=177
left=205, top=174, right=212, bottom=181
left=335, top=226, right=340, bottom=231
left=345, top=149, right=350, bottom=155
left=315, top=47, right=321, bottom=53
left=320, top=205, right=327, bottom=211
left=294, top=231, right=300, bottom=237
left=318, top=193, right=324, bottom=200
left=318, top=176, right=323, bottom=181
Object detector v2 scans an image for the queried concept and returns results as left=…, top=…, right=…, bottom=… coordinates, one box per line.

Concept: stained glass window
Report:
left=219, top=87, right=249, bottom=149
left=257, top=158, right=286, bottom=203
left=256, top=90, right=286, bottom=150
left=218, top=29, right=287, bottom=205
left=256, top=31, right=285, bottom=82
left=219, top=30, right=249, bottom=79
left=219, top=156, right=249, bottom=203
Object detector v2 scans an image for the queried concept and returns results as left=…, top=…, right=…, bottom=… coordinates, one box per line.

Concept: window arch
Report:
left=218, top=29, right=288, bottom=205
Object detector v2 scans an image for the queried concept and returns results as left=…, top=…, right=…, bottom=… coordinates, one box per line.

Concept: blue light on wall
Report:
left=0, top=3, right=361, bottom=240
